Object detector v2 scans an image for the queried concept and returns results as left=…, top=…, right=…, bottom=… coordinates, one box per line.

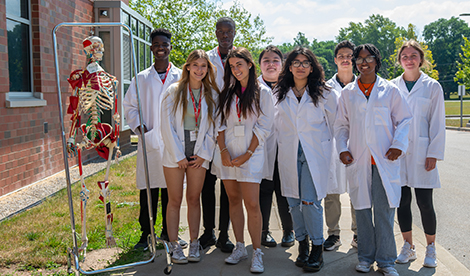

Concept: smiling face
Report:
left=399, top=46, right=421, bottom=73
left=289, top=54, right=312, bottom=82
left=260, top=51, right=282, bottom=82
left=356, top=48, right=377, bottom=77
left=334, top=47, right=353, bottom=72
left=229, top=57, right=251, bottom=87
left=150, top=35, right=172, bottom=62
left=187, top=58, right=208, bottom=83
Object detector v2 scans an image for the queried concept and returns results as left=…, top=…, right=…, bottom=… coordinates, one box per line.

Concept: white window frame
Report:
left=6, top=0, right=46, bottom=108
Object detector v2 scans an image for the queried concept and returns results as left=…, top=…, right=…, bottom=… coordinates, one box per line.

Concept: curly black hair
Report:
left=352, top=43, right=381, bottom=74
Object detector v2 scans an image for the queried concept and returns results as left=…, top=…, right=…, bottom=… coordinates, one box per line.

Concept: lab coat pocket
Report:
left=374, top=107, right=390, bottom=125
left=144, top=129, right=160, bottom=151
left=416, top=97, right=431, bottom=117
left=416, top=137, right=429, bottom=164
left=345, top=161, right=359, bottom=190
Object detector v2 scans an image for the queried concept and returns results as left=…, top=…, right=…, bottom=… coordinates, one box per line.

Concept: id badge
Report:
left=234, top=125, right=245, bottom=137
left=190, top=130, right=197, bottom=141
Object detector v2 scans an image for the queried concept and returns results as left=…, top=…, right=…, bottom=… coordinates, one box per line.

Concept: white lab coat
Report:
left=207, top=47, right=225, bottom=90
left=258, top=76, right=278, bottom=180
left=391, top=72, right=445, bottom=188
left=334, top=76, right=412, bottom=210
left=325, top=74, right=357, bottom=195
left=211, top=86, right=274, bottom=183
left=275, top=87, right=338, bottom=201
left=161, top=84, right=217, bottom=170
left=123, top=63, right=182, bottom=189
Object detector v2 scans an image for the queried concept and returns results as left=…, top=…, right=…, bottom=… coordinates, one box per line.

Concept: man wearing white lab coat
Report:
left=324, top=40, right=358, bottom=251
left=123, top=28, right=182, bottom=250
left=198, top=17, right=236, bottom=252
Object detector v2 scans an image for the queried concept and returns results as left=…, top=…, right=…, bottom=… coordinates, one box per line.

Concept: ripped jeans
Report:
left=287, top=143, right=324, bottom=246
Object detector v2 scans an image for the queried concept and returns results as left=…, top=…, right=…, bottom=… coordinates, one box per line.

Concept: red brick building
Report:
left=0, top=0, right=153, bottom=196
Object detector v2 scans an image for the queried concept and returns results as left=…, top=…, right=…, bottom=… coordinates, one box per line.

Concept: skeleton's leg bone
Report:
left=77, top=148, right=90, bottom=256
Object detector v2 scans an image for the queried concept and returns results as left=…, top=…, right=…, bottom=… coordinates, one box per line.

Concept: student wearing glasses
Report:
left=334, top=44, right=412, bottom=276
left=275, top=47, right=337, bottom=273
left=257, top=45, right=294, bottom=248
left=324, top=40, right=358, bottom=251
left=213, top=47, right=274, bottom=273
left=391, top=40, right=445, bottom=268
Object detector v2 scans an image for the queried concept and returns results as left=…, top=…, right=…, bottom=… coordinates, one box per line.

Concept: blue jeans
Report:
left=287, top=143, right=324, bottom=246
left=356, top=165, right=397, bottom=268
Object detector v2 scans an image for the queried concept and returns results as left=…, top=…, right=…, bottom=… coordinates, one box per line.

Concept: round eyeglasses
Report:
left=292, top=60, right=311, bottom=68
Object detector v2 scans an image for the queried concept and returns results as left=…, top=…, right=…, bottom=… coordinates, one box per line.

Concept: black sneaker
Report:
left=281, top=231, right=295, bottom=247
left=216, top=235, right=235, bottom=253
left=323, top=234, right=341, bottom=251
left=261, top=231, right=277, bottom=247
left=134, top=240, right=149, bottom=251
left=198, top=230, right=217, bottom=249
left=351, top=235, right=358, bottom=248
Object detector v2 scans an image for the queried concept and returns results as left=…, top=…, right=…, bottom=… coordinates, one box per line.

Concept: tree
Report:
left=311, top=39, right=336, bottom=79
left=336, top=14, right=406, bottom=77
left=423, top=17, right=470, bottom=99
left=130, top=0, right=272, bottom=66
left=455, top=36, right=470, bottom=92
left=293, top=32, right=310, bottom=47
left=387, top=24, right=439, bottom=81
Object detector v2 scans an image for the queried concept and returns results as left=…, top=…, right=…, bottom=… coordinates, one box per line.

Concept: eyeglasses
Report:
left=337, top=54, right=353, bottom=60
left=354, top=55, right=376, bottom=64
left=291, top=60, right=311, bottom=68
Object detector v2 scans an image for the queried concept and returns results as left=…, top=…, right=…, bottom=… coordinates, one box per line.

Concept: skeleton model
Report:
left=66, top=36, right=120, bottom=253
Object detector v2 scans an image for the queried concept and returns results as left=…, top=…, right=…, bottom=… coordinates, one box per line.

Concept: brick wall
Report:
left=0, top=0, right=129, bottom=197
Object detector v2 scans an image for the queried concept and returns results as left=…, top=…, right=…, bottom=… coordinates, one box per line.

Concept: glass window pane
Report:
left=124, top=83, right=130, bottom=97
left=147, top=46, right=152, bottom=68
left=134, top=39, right=139, bottom=74
left=139, top=22, right=145, bottom=39
left=140, top=41, right=145, bottom=71
left=121, top=11, right=129, bottom=28
left=6, top=0, right=29, bottom=20
left=131, top=17, right=137, bottom=36
left=146, top=26, right=151, bottom=42
left=122, top=32, right=131, bottom=81
left=7, top=19, right=31, bottom=92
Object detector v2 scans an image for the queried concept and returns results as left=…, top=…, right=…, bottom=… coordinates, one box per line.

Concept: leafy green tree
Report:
left=130, top=0, right=272, bottom=66
left=311, top=39, right=336, bottom=79
left=293, top=32, right=310, bottom=47
left=336, top=14, right=406, bottom=77
left=423, top=16, right=470, bottom=99
left=387, top=24, right=438, bottom=80
left=455, top=36, right=470, bottom=92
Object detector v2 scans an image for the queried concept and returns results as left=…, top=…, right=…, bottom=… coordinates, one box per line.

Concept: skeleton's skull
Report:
left=83, top=36, right=104, bottom=61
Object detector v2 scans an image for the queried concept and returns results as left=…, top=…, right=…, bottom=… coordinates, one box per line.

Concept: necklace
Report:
left=292, top=85, right=306, bottom=97
left=359, top=79, right=375, bottom=94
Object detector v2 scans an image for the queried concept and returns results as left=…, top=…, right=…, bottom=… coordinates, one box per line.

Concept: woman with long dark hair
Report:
left=212, top=47, right=274, bottom=273
left=161, top=49, right=218, bottom=264
left=275, top=46, right=337, bottom=273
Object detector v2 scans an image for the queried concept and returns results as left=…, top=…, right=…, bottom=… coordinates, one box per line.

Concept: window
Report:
left=6, top=0, right=46, bottom=107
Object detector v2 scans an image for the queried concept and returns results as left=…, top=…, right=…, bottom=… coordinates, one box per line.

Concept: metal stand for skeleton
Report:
left=53, top=22, right=173, bottom=275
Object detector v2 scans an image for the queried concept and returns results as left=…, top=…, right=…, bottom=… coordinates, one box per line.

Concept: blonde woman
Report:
left=161, top=49, right=219, bottom=264
left=392, top=40, right=445, bottom=268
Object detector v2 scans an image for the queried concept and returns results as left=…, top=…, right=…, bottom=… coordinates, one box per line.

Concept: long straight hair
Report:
left=218, top=47, right=261, bottom=123
left=275, top=46, right=328, bottom=106
left=171, top=49, right=219, bottom=126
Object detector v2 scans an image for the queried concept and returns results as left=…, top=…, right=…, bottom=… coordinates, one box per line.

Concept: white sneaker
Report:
left=378, top=266, right=399, bottom=276
left=171, top=241, right=188, bottom=264
left=355, top=261, right=372, bottom=273
left=423, top=242, right=437, bottom=268
left=187, top=240, right=201, bottom=262
left=250, top=248, right=264, bottom=273
left=225, top=242, right=248, bottom=264
left=396, top=241, right=417, bottom=264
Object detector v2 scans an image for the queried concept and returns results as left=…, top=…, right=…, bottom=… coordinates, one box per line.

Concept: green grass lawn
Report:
left=0, top=155, right=163, bottom=274
left=445, top=101, right=470, bottom=115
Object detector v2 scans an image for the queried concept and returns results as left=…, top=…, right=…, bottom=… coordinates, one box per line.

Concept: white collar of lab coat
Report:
left=397, top=71, right=425, bottom=95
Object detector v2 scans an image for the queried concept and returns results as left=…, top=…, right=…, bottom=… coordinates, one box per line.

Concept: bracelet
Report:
left=246, top=150, right=253, bottom=156
left=220, top=147, right=228, bottom=153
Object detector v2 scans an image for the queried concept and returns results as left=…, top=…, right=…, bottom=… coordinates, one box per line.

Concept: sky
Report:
left=221, top=0, right=470, bottom=45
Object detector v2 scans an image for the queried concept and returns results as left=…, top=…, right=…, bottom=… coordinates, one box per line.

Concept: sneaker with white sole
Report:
left=378, top=266, right=399, bottom=276
left=396, top=241, right=417, bottom=264
left=250, top=248, right=264, bottom=273
left=355, top=261, right=372, bottom=273
left=351, top=235, right=358, bottom=248
left=188, top=240, right=201, bottom=262
left=225, top=242, right=248, bottom=264
left=423, top=242, right=437, bottom=268
left=171, top=241, right=188, bottom=264
left=324, top=234, right=341, bottom=251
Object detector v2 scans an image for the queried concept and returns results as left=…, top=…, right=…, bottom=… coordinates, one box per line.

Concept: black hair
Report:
left=216, top=17, right=236, bottom=30
left=150, top=28, right=172, bottom=42
left=218, top=47, right=261, bottom=123
left=258, top=45, right=283, bottom=64
left=352, top=43, right=382, bottom=74
left=275, top=46, right=329, bottom=106
left=334, top=40, right=355, bottom=57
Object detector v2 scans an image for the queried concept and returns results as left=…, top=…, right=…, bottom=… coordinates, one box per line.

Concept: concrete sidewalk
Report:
left=121, top=182, right=470, bottom=276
